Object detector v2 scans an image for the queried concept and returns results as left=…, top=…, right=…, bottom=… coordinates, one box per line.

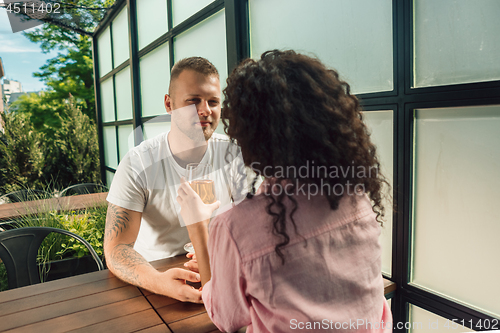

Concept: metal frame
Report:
left=92, top=0, right=500, bottom=328
left=225, top=0, right=250, bottom=73
left=358, top=0, right=500, bottom=330
left=94, top=0, right=226, bottom=174
left=92, top=25, right=106, bottom=184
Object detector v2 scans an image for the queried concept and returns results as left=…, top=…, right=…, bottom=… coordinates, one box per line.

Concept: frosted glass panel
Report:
left=409, top=304, right=474, bottom=333
left=362, top=110, right=393, bottom=276
left=115, top=67, right=133, bottom=121
left=137, top=0, right=168, bottom=50
left=140, top=43, right=170, bottom=117
left=112, top=7, right=130, bottom=67
left=414, top=0, right=500, bottom=87
left=172, top=0, right=214, bottom=26
left=100, top=78, right=115, bottom=122
left=143, top=122, right=170, bottom=140
left=106, top=171, right=115, bottom=187
left=103, top=126, right=118, bottom=168
left=249, top=0, right=393, bottom=94
left=174, top=10, right=227, bottom=94
left=97, top=27, right=112, bottom=77
left=118, top=125, right=134, bottom=160
left=412, top=105, right=500, bottom=318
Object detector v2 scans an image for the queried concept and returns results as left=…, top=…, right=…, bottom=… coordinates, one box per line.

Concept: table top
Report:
left=0, top=255, right=396, bottom=333
left=0, top=255, right=218, bottom=333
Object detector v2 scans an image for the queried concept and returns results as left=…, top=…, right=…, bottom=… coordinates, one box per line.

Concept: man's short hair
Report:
left=170, top=57, right=219, bottom=84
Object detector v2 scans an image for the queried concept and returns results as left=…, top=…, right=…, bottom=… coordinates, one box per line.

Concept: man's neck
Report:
left=167, top=131, right=209, bottom=168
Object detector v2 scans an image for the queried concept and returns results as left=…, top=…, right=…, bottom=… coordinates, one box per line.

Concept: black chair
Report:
left=0, top=190, right=52, bottom=204
left=59, top=183, right=108, bottom=197
left=0, top=227, right=104, bottom=290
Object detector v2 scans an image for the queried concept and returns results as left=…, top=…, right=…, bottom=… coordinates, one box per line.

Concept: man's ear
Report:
left=165, top=94, right=173, bottom=114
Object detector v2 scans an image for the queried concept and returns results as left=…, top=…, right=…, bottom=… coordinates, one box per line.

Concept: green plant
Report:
left=16, top=205, right=106, bottom=259
left=0, top=96, right=101, bottom=194
left=54, top=96, right=101, bottom=185
left=0, top=201, right=108, bottom=291
left=0, top=263, right=7, bottom=292
left=0, top=110, right=46, bottom=193
left=57, top=207, right=106, bottom=258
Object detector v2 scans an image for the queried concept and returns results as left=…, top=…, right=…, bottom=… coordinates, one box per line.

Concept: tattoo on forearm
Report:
left=109, top=241, right=149, bottom=287
left=105, top=203, right=131, bottom=241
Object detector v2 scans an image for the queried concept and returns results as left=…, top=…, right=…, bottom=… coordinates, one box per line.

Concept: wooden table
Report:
left=0, top=255, right=219, bottom=333
left=0, top=255, right=396, bottom=333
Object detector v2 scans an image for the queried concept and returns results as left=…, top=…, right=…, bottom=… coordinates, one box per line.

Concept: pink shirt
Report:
left=202, top=191, right=392, bottom=333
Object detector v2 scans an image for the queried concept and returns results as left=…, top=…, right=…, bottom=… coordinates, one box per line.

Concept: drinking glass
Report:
left=185, top=163, right=216, bottom=204
left=183, top=163, right=216, bottom=254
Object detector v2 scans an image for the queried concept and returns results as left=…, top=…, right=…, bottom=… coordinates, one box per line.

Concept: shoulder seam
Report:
left=240, top=205, right=375, bottom=263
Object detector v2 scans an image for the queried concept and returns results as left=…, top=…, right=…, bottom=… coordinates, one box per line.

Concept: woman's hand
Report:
left=177, top=177, right=220, bottom=226
left=185, top=253, right=199, bottom=273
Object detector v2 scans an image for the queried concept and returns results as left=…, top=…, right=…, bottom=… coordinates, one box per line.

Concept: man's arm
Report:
left=104, top=203, right=203, bottom=303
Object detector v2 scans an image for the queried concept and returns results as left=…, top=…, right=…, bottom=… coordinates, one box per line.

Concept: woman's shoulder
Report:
left=214, top=193, right=268, bottom=221
left=210, top=194, right=270, bottom=235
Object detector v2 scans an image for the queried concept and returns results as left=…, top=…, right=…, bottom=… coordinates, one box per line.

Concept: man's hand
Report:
left=184, top=253, right=199, bottom=273
left=158, top=268, right=203, bottom=303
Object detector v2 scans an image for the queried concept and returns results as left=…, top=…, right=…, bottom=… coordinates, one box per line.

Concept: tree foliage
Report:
left=21, top=0, right=115, bottom=121
left=22, top=27, right=95, bottom=120
left=10, top=92, right=66, bottom=138
left=0, top=97, right=100, bottom=194
left=0, top=0, right=115, bottom=193
left=0, top=110, right=44, bottom=193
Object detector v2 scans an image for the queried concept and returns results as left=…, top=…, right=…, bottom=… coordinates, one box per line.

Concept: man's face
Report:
left=165, top=69, right=221, bottom=141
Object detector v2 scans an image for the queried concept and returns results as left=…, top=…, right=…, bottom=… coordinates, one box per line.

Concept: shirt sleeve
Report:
left=106, top=151, right=147, bottom=212
left=202, top=216, right=251, bottom=332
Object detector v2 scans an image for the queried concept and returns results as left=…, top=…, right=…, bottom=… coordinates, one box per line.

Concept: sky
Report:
left=0, top=5, right=59, bottom=92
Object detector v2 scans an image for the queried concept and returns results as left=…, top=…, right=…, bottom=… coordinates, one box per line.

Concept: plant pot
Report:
left=38, top=255, right=105, bottom=282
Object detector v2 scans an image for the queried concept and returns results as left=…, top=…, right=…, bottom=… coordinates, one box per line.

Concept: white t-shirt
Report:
left=107, top=132, right=256, bottom=261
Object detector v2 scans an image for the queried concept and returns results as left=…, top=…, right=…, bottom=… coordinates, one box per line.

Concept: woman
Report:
left=177, top=50, right=393, bottom=333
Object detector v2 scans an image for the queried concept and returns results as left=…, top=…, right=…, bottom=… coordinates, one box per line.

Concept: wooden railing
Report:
left=0, top=192, right=108, bottom=222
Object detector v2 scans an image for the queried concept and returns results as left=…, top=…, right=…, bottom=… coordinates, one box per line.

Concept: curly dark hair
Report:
left=222, top=50, right=389, bottom=264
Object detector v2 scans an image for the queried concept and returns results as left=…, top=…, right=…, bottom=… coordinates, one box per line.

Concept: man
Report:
left=104, top=57, right=252, bottom=303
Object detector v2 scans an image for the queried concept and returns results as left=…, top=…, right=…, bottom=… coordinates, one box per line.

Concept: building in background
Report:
left=91, top=0, right=500, bottom=327
left=1, top=78, right=23, bottom=106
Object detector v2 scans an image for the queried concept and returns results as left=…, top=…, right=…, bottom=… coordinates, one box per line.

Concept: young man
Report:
left=104, top=57, right=253, bottom=303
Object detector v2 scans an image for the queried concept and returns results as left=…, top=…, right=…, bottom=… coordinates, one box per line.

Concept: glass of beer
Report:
left=184, top=163, right=216, bottom=254
left=185, top=163, right=216, bottom=204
